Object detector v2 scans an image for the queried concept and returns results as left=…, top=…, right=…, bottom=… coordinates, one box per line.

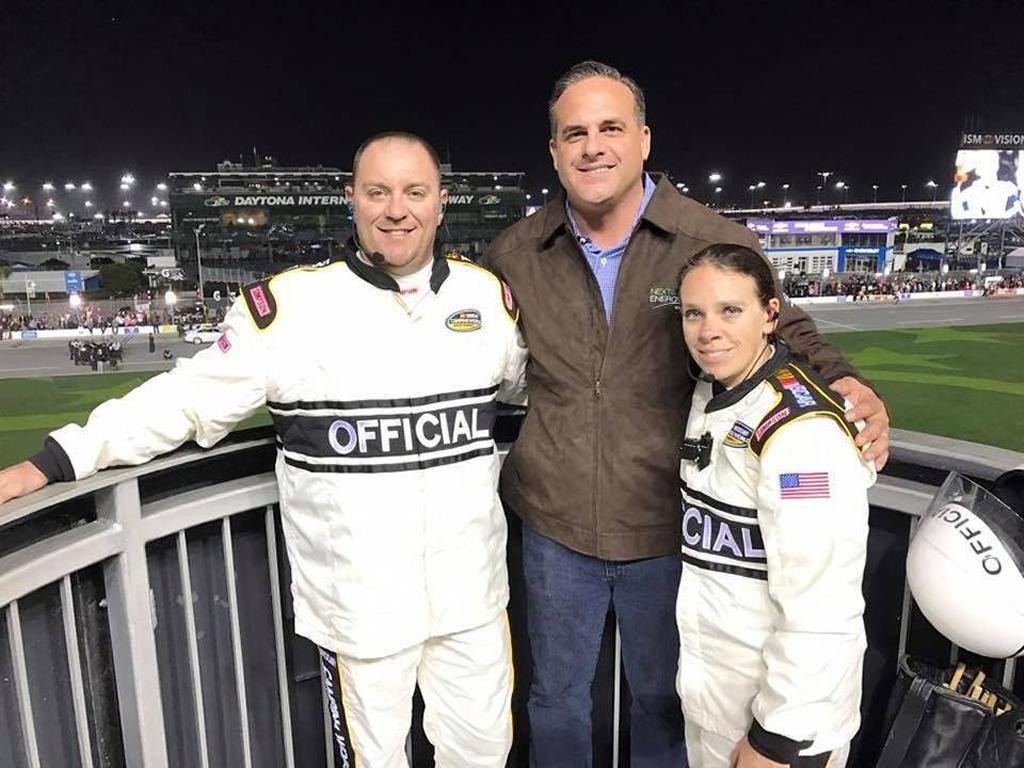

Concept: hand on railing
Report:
left=0, top=462, right=48, bottom=505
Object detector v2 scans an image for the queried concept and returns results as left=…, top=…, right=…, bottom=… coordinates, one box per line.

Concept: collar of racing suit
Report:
left=704, top=342, right=790, bottom=414
left=343, top=237, right=451, bottom=295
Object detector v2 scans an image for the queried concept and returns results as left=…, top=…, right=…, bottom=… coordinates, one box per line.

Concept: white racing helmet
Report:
left=907, top=472, right=1024, bottom=658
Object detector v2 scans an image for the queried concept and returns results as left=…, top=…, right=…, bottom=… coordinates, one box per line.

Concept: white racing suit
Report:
left=43, top=248, right=528, bottom=767
left=676, top=346, right=875, bottom=768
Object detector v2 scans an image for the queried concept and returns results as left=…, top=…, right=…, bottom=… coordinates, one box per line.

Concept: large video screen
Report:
left=950, top=148, right=1023, bottom=220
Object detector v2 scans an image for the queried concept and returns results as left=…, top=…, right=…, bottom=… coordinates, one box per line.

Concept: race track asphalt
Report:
left=1, top=295, right=1022, bottom=378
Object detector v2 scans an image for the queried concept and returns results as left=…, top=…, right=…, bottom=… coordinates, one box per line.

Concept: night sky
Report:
left=2, top=0, right=1023, bottom=206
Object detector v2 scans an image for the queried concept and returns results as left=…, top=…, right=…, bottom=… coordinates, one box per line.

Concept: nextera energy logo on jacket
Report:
left=268, top=386, right=498, bottom=473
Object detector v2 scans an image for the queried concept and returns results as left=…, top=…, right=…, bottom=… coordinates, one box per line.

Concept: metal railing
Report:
left=0, top=426, right=1021, bottom=767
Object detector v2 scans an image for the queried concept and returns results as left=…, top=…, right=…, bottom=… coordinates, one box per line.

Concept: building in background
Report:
left=746, top=217, right=898, bottom=275
left=168, top=160, right=527, bottom=296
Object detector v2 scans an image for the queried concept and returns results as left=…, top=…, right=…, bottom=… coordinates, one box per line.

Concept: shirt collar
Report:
left=541, top=173, right=678, bottom=247
left=564, top=173, right=657, bottom=249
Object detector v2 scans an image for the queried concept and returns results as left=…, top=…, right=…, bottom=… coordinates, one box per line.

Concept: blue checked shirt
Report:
left=565, top=173, right=658, bottom=324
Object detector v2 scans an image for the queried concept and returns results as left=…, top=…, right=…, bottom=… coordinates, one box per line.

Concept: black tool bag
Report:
left=875, top=656, right=1024, bottom=767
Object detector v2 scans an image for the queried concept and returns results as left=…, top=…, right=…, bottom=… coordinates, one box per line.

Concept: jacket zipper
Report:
left=571, top=239, right=608, bottom=552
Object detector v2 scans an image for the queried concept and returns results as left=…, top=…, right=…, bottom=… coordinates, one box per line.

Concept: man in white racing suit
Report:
left=677, top=345, right=876, bottom=768
left=0, top=132, right=527, bottom=768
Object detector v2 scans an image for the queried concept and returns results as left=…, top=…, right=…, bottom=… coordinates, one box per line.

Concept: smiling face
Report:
left=679, top=263, right=781, bottom=388
left=549, top=76, right=651, bottom=215
left=346, top=137, right=447, bottom=276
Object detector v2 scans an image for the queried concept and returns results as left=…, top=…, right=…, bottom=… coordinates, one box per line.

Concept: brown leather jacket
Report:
left=483, top=178, right=863, bottom=560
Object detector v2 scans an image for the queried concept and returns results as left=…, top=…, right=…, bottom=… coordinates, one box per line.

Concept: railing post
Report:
left=97, top=479, right=169, bottom=768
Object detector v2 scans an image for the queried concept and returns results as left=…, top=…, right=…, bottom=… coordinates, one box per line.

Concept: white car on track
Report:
left=183, top=324, right=222, bottom=345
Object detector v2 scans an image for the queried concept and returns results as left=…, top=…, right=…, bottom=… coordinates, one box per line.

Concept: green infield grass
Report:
left=0, top=323, right=1021, bottom=468
left=0, top=371, right=271, bottom=467
left=827, top=323, right=1024, bottom=453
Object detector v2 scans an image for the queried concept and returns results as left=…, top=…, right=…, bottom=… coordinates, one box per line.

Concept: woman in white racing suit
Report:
left=675, top=243, right=876, bottom=768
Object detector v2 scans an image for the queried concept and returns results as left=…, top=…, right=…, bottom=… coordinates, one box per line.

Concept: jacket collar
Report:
left=642, top=176, right=686, bottom=232
left=704, top=342, right=790, bottom=413
left=540, top=174, right=678, bottom=247
left=343, top=237, right=451, bottom=294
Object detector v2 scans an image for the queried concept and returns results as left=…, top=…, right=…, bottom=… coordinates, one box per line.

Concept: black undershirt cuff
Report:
left=28, top=437, right=76, bottom=483
left=747, top=719, right=813, bottom=765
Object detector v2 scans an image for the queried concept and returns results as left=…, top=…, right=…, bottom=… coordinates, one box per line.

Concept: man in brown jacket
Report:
left=482, top=61, right=890, bottom=767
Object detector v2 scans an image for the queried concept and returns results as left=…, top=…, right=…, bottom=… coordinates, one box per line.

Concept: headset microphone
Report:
left=350, top=226, right=388, bottom=268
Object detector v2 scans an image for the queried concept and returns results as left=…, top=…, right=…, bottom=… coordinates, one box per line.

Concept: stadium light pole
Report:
left=541, top=187, right=549, bottom=204
left=926, top=180, right=938, bottom=203
left=817, top=171, right=833, bottom=202
left=195, top=223, right=207, bottom=316
left=900, top=184, right=908, bottom=203
left=872, top=184, right=879, bottom=203
left=781, top=183, right=790, bottom=207
left=707, top=173, right=724, bottom=207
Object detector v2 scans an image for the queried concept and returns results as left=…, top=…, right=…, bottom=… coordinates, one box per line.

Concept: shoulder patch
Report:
left=242, top=279, right=277, bottom=330
left=500, top=280, right=519, bottom=323
left=750, top=364, right=856, bottom=456
left=446, top=257, right=520, bottom=324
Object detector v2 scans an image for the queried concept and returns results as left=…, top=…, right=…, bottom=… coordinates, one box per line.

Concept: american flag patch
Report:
left=779, top=472, right=830, bottom=499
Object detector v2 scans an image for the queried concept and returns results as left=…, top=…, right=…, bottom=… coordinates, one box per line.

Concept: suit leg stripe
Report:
left=319, top=648, right=358, bottom=768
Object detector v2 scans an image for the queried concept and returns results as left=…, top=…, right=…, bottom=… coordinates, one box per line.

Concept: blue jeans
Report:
left=522, top=523, right=686, bottom=767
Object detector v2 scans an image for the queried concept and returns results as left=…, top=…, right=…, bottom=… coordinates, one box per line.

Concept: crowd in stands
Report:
left=0, top=304, right=227, bottom=339
left=784, top=271, right=1024, bottom=300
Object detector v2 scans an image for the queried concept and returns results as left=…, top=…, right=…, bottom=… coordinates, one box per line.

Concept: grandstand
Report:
left=168, top=159, right=528, bottom=292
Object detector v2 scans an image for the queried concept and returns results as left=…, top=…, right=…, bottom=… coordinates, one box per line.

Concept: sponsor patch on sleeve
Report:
left=216, top=333, right=232, bottom=353
left=775, top=368, right=818, bottom=409
left=779, top=472, right=831, bottom=499
left=723, top=421, right=753, bottom=448
left=242, top=279, right=277, bottom=329
left=754, top=407, right=790, bottom=443
left=501, top=280, right=519, bottom=323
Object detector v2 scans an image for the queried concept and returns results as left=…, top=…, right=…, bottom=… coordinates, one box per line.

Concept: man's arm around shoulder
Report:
left=774, top=286, right=891, bottom=470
